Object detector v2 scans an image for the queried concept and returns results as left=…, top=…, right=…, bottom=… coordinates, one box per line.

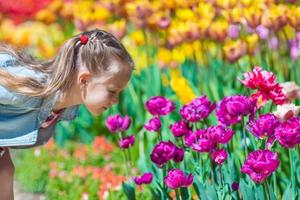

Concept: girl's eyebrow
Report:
left=107, top=84, right=122, bottom=90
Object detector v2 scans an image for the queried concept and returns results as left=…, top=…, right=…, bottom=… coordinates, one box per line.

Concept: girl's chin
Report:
left=91, top=107, right=109, bottom=116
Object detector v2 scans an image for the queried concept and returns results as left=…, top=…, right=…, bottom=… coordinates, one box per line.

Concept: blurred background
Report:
left=1, top=0, right=299, bottom=199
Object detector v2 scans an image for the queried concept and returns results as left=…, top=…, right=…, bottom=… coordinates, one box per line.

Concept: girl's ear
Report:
left=78, top=71, right=91, bottom=89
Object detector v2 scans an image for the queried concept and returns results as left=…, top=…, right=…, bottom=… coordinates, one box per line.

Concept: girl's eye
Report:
left=109, top=90, right=117, bottom=94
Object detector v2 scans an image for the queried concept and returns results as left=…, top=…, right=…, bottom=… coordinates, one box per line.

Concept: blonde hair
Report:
left=0, top=29, right=134, bottom=98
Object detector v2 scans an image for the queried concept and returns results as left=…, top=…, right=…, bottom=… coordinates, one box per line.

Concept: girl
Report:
left=0, top=28, right=134, bottom=199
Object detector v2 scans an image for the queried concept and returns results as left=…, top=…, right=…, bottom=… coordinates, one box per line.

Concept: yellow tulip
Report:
left=60, top=1, right=74, bottom=20
left=130, top=30, right=145, bottom=46
left=73, top=1, right=96, bottom=22
left=172, top=47, right=186, bottom=64
left=261, top=5, right=288, bottom=31
left=196, top=3, right=215, bottom=21
left=244, top=6, right=262, bottom=28
left=176, top=8, right=196, bottom=21
left=170, top=69, right=196, bottom=104
left=35, top=9, right=57, bottom=24
left=287, top=6, right=300, bottom=30
left=181, top=43, right=195, bottom=60
left=216, top=0, right=238, bottom=9
left=208, top=19, right=228, bottom=42
left=245, top=34, right=259, bottom=55
left=92, top=6, right=110, bottom=21
left=157, top=48, right=172, bottom=67
left=279, top=25, right=295, bottom=41
left=48, top=0, right=63, bottom=12
left=221, top=7, right=243, bottom=24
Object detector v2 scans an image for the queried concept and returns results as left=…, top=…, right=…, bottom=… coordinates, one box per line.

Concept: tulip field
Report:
left=1, top=0, right=300, bottom=200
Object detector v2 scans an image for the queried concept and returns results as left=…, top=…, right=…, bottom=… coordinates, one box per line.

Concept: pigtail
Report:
left=41, top=37, right=81, bottom=96
left=0, top=37, right=81, bottom=98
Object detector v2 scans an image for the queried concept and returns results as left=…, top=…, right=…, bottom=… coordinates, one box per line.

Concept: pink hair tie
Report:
left=80, top=34, right=88, bottom=45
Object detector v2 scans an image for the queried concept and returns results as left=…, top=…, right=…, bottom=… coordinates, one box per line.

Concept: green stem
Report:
left=118, top=132, right=129, bottom=178
left=241, top=117, right=248, bottom=157
left=127, top=148, right=133, bottom=178
left=142, top=29, right=150, bottom=67
left=210, top=154, right=215, bottom=184
left=162, top=166, right=168, bottom=199
left=230, top=134, right=234, bottom=153
left=272, top=173, right=277, bottom=197
left=158, top=129, right=163, bottom=142
left=264, top=181, right=270, bottom=200
left=269, top=102, right=274, bottom=113
left=199, top=153, right=203, bottom=179
left=175, top=188, right=181, bottom=200
left=219, top=166, right=223, bottom=186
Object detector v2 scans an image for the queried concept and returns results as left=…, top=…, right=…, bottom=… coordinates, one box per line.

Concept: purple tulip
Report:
left=228, top=24, right=240, bottom=39
left=211, top=149, right=228, bottom=165
left=216, top=95, right=256, bottom=126
left=297, top=32, right=300, bottom=42
left=173, top=147, right=185, bottom=163
left=291, top=46, right=299, bottom=60
left=231, top=182, right=239, bottom=191
left=134, top=172, right=153, bottom=185
left=180, top=96, right=216, bottom=122
left=150, top=141, right=176, bottom=167
left=274, top=117, right=300, bottom=148
left=241, top=150, right=280, bottom=183
left=268, top=37, right=279, bottom=50
left=144, top=117, right=161, bottom=132
left=120, top=116, right=131, bottom=131
left=157, top=16, right=171, bottom=29
left=289, top=39, right=298, bottom=47
left=256, top=25, right=269, bottom=40
left=106, top=114, right=131, bottom=133
left=145, top=96, right=175, bottom=116
left=246, top=25, right=256, bottom=34
left=247, top=113, right=280, bottom=139
left=164, top=169, right=194, bottom=189
left=207, top=125, right=234, bottom=144
left=170, top=121, right=190, bottom=137
left=118, top=135, right=135, bottom=149
left=184, top=130, right=217, bottom=152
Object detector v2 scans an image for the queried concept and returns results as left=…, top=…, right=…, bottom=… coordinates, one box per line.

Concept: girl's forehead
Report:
left=94, top=66, right=131, bottom=87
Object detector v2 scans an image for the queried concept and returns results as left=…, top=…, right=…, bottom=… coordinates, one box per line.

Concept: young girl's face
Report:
left=78, top=62, right=131, bottom=116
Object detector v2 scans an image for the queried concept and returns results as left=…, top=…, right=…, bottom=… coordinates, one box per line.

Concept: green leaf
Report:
left=267, top=182, right=277, bottom=200
left=122, top=182, right=136, bottom=200
left=194, top=182, right=209, bottom=200
left=282, top=183, right=295, bottom=200
left=255, top=184, right=265, bottom=200
left=205, top=182, right=218, bottom=200
left=150, top=188, right=163, bottom=200
left=240, top=179, right=255, bottom=200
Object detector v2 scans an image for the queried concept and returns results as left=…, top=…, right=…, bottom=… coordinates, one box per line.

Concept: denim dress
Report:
left=0, top=52, right=80, bottom=148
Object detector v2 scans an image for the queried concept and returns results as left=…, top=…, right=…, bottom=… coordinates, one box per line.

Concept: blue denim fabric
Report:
left=0, top=52, right=79, bottom=147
